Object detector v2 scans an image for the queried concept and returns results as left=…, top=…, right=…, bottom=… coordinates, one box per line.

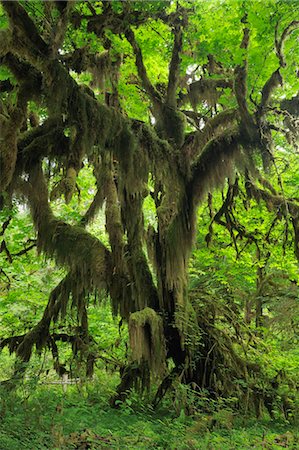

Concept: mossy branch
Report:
left=125, top=28, right=162, bottom=109
left=257, top=21, right=299, bottom=121
left=166, top=25, right=183, bottom=108
left=258, top=69, right=283, bottom=115
left=50, top=1, right=74, bottom=57
left=2, top=0, right=49, bottom=60
left=234, top=24, right=253, bottom=129
left=186, top=108, right=239, bottom=162
left=275, top=20, right=299, bottom=68
left=18, top=163, right=112, bottom=291
left=79, top=189, right=105, bottom=227
left=18, top=118, right=70, bottom=168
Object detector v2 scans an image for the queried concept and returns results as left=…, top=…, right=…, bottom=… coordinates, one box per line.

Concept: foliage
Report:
left=0, top=1, right=299, bottom=443
left=0, top=383, right=298, bottom=449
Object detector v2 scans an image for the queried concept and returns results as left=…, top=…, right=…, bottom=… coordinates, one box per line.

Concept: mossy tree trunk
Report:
left=0, top=1, right=298, bottom=404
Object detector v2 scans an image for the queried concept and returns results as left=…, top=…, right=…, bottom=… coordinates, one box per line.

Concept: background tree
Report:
left=0, top=0, right=298, bottom=408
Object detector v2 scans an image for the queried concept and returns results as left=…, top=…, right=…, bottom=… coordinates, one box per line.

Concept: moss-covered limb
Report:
left=1, top=1, right=49, bottom=61
left=86, top=3, right=152, bottom=37
left=258, top=69, right=282, bottom=116
left=98, top=161, right=137, bottom=317
left=79, top=189, right=105, bottom=227
left=2, top=4, right=176, bottom=180
left=254, top=171, right=278, bottom=195
left=234, top=26, right=254, bottom=132
left=3, top=264, right=95, bottom=371
left=18, top=119, right=70, bottom=168
left=1, top=52, right=42, bottom=95
left=124, top=28, right=162, bottom=109
left=178, top=78, right=233, bottom=109
left=1, top=69, right=44, bottom=191
left=246, top=176, right=299, bottom=218
left=128, top=247, right=160, bottom=313
left=186, top=109, right=239, bottom=162
left=1, top=3, right=132, bottom=155
left=7, top=272, right=72, bottom=364
left=165, top=24, right=183, bottom=108
left=157, top=188, right=194, bottom=293
left=18, top=164, right=111, bottom=292
left=280, top=92, right=299, bottom=117
left=49, top=1, right=74, bottom=58
left=275, top=20, right=299, bottom=68
left=0, top=334, right=25, bottom=353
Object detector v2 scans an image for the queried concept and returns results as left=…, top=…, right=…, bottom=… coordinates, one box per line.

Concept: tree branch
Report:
left=1, top=1, right=49, bottom=61
left=275, top=20, right=299, bottom=68
left=17, top=119, right=70, bottom=168
left=256, top=21, right=299, bottom=118
left=185, top=108, right=239, bottom=162
left=17, top=163, right=112, bottom=291
left=124, top=28, right=162, bottom=108
left=234, top=24, right=253, bottom=129
left=258, top=69, right=283, bottom=114
left=12, top=242, right=36, bottom=257
left=50, top=1, right=74, bottom=57
left=166, top=25, right=183, bottom=108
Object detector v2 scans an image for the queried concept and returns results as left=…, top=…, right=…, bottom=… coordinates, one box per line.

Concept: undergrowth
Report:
left=0, top=372, right=298, bottom=450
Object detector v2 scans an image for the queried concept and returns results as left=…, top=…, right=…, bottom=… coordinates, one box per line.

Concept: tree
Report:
left=0, top=0, right=298, bottom=406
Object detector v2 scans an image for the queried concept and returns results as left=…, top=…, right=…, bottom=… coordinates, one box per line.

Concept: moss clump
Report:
left=129, top=307, right=166, bottom=374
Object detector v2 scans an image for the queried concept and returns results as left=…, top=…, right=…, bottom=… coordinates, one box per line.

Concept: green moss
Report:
left=129, top=307, right=166, bottom=374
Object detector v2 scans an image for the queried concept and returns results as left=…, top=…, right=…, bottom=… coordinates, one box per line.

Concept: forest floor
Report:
left=0, top=379, right=298, bottom=450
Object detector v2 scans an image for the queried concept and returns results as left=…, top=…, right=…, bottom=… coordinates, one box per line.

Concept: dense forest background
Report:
left=0, top=0, right=299, bottom=448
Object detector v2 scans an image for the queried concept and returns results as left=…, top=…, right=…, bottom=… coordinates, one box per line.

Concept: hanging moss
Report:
left=188, top=78, right=233, bottom=110
left=129, top=307, right=166, bottom=375
left=0, top=102, right=24, bottom=192
left=50, top=166, right=78, bottom=203
left=191, top=126, right=244, bottom=204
